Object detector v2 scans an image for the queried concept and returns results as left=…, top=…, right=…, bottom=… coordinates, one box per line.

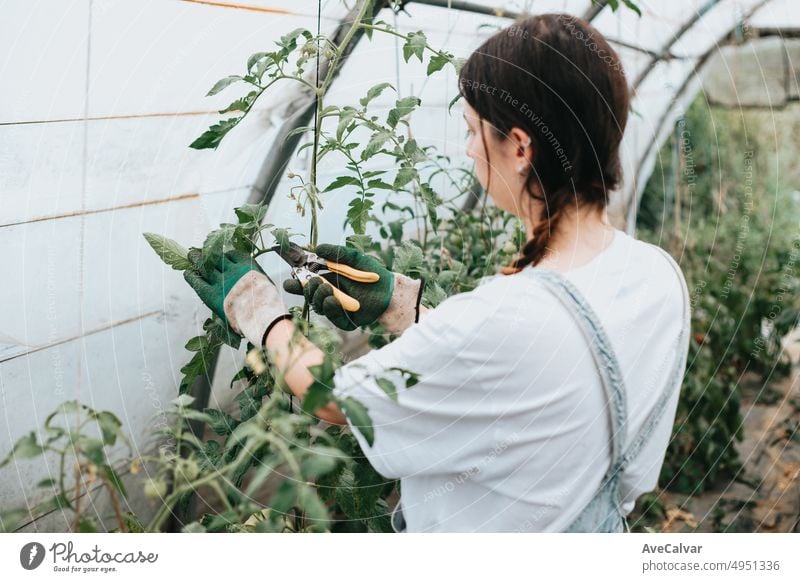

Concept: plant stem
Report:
left=104, top=480, right=127, bottom=533
left=71, top=460, right=82, bottom=532
left=307, top=0, right=376, bottom=247
left=358, top=24, right=453, bottom=61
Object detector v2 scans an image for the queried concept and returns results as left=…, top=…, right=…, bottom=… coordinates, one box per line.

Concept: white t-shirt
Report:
left=332, top=228, right=690, bottom=532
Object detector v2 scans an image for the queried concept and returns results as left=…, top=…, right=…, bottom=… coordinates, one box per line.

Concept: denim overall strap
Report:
left=528, top=268, right=628, bottom=476
left=615, top=246, right=691, bottom=473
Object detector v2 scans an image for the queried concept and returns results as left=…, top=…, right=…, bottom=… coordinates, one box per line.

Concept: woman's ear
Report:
left=508, top=127, right=533, bottom=172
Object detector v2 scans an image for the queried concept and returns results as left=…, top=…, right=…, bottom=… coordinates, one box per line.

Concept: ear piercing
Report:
left=518, top=135, right=531, bottom=174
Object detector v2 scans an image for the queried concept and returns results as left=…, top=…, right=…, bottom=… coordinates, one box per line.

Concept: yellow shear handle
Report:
left=325, top=261, right=380, bottom=283
left=318, top=278, right=361, bottom=312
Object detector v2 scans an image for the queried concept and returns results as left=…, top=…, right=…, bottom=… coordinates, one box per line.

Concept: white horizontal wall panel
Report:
left=0, top=341, right=81, bottom=515
left=0, top=217, right=82, bottom=360
left=0, top=111, right=274, bottom=228
left=0, top=121, right=85, bottom=227
left=80, top=195, right=210, bottom=333
left=78, top=308, right=200, bottom=462
left=88, top=0, right=339, bottom=118
left=85, top=109, right=275, bottom=212
left=1, top=308, right=198, bottom=525
left=0, top=0, right=90, bottom=124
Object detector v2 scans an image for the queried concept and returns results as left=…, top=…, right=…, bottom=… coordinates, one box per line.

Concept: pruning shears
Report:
left=272, top=242, right=380, bottom=312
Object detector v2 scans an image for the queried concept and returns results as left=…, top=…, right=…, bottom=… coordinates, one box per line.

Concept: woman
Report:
left=184, top=14, right=691, bottom=532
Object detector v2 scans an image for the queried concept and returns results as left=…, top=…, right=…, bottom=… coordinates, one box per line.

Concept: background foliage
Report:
left=635, top=94, right=800, bottom=499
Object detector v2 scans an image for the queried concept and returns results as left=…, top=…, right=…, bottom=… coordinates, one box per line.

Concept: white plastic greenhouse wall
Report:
left=1, top=0, right=798, bottom=531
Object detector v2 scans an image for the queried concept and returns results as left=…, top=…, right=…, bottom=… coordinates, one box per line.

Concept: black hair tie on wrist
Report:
left=414, top=277, right=426, bottom=324
left=261, top=313, right=293, bottom=348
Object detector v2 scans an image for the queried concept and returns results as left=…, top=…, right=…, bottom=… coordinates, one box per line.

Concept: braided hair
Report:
left=458, top=13, right=630, bottom=273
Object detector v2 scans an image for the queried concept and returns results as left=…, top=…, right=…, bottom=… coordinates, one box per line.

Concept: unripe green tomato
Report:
left=144, top=479, right=167, bottom=500
left=448, top=232, right=462, bottom=246
left=502, top=241, right=517, bottom=254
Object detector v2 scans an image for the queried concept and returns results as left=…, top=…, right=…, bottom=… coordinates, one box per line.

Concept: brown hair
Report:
left=458, top=13, right=630, bottom=272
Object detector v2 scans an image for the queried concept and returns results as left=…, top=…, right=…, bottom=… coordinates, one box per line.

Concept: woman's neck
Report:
left=528, top=205, right=616, bottom=273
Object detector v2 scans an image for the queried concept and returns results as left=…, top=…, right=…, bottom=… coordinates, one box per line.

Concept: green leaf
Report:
left=178, top=344, right=219, bottom=396
left=299, top=446, right=346, bottom=479
left=204, top=315, right=241, bottom=350
left=199, top=440, right=223, bottom=471
left=302, top=381, right=333, bottom=414
left=122, top=512, right=145, bottom=533
left=387, top=96, right=420, bottom=128
left=234, top=203, right=267, bottom=225
left=207, top=75, right=242, bottom=96
left=229, top=367, right=250, bottom=389
left=182, top=521, right=208, bottom=533
left=92, top=411, right=122, bottom=447
left=76, top=437, right=106, bottom=465
left=279, top=27, right=312, bottom=52
left=450, top=56, right=467, bottom=73
left=78, top=517, right=98, bottom=533
left=172, top=394, right=196, bottom=409
left=100, top=464, right=128, bottom=499
left=190, top=117, right=239, bottom=150
left=218, top=91, right=257, bottom=114
left=376, top=377, right=398, bottom=402
left=345, top=234, right=374, bottom=253
left=402, top=31, right=427, bottom=63
left=244, top=454, right=282, bottom=496
left=269, top=481, right=297, bottom=514
left=622, top=0, right=642, bottom=16
left=337, top=107, right=357, bottom=141
left=362, top=129, right=393, bottom=161
left=393, top=167, right=417, bottom=189
left=1, top=432, right=44, bottom=468
left=143, top=233, right=191, bottom=270
left=447, top=93, right=462, bottom=115
left=247, top=52, right=268, bottom=71
left=185, top=336, right=208, bottom=352
left=200, top=510, right=239, bottom=532
left=339, top=397, right=374, bottom=447
left=346, top=198, right=374, bottom=235
left=201, top=225, right=235, bottom=274
left=359, top=82, right=394, bottom=108
left=180, top=409, right=214, bottom=424
left=323, top=175, right=360, bottom=193
left=203, top=408, right=239, bottom=436
left=36, top=478, right=57, bottom=488
left=427, top=53, right=449, bottom=75
left=403, top=138, right=427, bottom=164
left=389, top=366, right=420, bottom=388
left=392, top=241, right=424, bottom=275
left=297, top=485, right=330, bottom=529
left=420, top=183, right=441, bottom=231
left=271, top=227, right=293, bottom=256
left=366, top=179, right=393, bottom=191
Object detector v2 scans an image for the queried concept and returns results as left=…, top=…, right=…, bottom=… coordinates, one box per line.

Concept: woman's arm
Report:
left=264, top=318, right=348, bottom=425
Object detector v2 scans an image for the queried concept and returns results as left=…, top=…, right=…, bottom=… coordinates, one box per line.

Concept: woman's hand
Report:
left=183, top=249, right=290, bottom=347
left=282, top=244, right=424, bottom=334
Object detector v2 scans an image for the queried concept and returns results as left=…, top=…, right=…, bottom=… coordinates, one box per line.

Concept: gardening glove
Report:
left=184, top=249, right=291, bottom=347
left=282, top=244, right=424, bottom=334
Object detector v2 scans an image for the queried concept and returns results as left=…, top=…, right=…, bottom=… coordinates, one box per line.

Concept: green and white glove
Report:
left=184, top=249, right=291, bottom=347
left=282, top=244, right=424, bottom=334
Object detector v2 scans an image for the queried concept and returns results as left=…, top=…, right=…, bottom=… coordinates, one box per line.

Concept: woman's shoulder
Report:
left=433, top=271, right=568, bottom=332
